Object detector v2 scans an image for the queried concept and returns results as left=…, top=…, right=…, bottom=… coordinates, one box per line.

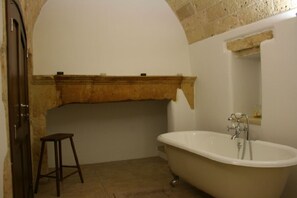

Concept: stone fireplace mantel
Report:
left=31, top=75, right=196, bottom=108
left=30, top=75, right=196, bottom=175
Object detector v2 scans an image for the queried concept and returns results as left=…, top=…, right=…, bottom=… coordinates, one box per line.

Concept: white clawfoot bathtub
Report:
left=157, top=131, right=297, bottom=198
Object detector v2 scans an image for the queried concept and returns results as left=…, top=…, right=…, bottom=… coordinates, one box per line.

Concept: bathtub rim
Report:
left=157, top=130, right=297, bottom=168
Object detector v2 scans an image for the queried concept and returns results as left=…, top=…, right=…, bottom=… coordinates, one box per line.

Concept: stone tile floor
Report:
left=35, top=157, right=213, bottom=198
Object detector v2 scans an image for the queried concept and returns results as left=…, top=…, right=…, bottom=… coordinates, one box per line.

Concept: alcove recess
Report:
left=227, top=30, right=273, bottom=125
left=29, top=75, right=196, bottom=174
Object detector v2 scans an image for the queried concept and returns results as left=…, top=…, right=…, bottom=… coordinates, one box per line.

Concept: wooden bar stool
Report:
left=34, top=133, right=84, bottom=197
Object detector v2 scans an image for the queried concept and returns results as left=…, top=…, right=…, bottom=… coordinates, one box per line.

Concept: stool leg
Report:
left=34, top=141, right=46, bottom=193
left=70, top=137, right=84, bottom=183
left=54, top=141, right=60, bottom=197
left=58, top=140, right=63, bottom=181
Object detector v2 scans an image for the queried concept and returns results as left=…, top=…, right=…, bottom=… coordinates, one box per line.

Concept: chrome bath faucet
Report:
left=227, top=113, right=249, bottom=140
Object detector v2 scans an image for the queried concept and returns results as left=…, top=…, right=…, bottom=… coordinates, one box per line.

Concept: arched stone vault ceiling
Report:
left=19, top=0, right=297, bottom=47
left=166, top=0, right=297, bottom=44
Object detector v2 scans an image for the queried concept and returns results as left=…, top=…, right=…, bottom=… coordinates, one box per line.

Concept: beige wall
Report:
left=46, top=101, right=168, bottom=166
left=189, top=9, right=297, bottom=197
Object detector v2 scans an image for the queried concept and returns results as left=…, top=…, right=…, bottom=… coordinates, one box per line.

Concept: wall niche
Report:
left=231, top=53, right=262, bottom=125
left=227, top=30, right=273, bottom=125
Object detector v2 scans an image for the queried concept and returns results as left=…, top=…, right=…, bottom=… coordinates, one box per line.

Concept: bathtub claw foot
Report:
left=170, top=176, right=179, bottom=187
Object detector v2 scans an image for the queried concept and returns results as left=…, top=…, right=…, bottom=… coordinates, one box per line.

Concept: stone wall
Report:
left=166, top=0, right=297, bottom=43
left=19, top=0, right=47, bottom=47
left=1, top=0, right=11, bottom=197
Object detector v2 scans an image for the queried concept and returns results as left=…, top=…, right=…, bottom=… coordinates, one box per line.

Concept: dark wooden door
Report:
left=6, top=0, right=33, bottom=197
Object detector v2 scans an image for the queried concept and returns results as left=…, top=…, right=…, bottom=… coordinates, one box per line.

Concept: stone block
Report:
left=273, top=0, right=292, bottom=13
left=176, top=3, right=195, bottom=21
left=204, top=14, right=240, bottom=38
left=181, top=11, right=207, bottom=43
left=3, top=153, right=13, bottom=198
left=186, top=26, right=206, bottom=44
left=192, top=0, right=220, bottom=11
left=221, top=0, right=239, bottom=15
left=206, top=1, right=228, bottom=22
left=172, top=0, right=191, bottom=10
left=226, top=30, right=273, bottom=52
left=237, top=1, right=274, bottom=25
left=235, top=0, right=256, bottom=9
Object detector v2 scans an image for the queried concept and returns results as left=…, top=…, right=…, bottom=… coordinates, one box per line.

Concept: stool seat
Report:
left=40, top=133, right=74, bottom=141
left=34, top=133, right=84, bottom=197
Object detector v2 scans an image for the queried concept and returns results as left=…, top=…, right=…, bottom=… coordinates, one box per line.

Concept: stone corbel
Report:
left=181, top=77, right=196, bottom=109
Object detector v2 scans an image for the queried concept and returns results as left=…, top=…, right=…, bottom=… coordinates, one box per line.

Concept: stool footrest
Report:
left=40, top=165, right=80, bottom=180
left=40, top=170, right=56, bottom=178
left=63, top=170, right=79, bottom=180
left=62, top=165, right=78, bottom=168
left=40, top=175, right=57, bottom=179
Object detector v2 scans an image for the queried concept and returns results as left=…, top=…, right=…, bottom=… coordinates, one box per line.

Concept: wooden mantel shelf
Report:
left=31, top=75, right=196, bottom=109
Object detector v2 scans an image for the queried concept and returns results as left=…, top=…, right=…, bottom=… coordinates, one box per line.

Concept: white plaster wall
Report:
left=167, top=89, right=195, bottom=132
left=33, top=0, right=191, bottom=76
left=261, top=16, right=297, bottom=197
left=33, top=0, right=195, bottom=165
left=189, top=10, right=297, bottom=197
left=190, top=36, right=230, bottom=132
left=46, top=101, right=167, bottom=166
left=0, top=0, right=7, bottom=196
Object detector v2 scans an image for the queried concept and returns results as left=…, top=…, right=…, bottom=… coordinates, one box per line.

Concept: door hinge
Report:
left=10, top=18, right=14, bottom=32
left=26, top=50, right=29, bottom=58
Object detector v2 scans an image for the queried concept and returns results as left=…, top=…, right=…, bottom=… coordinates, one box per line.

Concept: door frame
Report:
left=5, top=0, right=33, bottom=197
